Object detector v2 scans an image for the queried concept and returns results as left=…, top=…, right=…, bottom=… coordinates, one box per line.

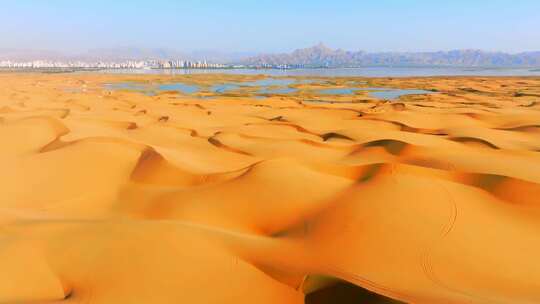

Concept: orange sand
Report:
left=1, top=73, right=540, bottom=303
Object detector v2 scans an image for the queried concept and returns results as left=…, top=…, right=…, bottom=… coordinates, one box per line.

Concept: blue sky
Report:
left=1, top=0, right=539, bottom=53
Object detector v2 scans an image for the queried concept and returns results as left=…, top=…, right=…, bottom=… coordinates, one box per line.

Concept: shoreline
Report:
left=1, top=66, right=540, bottom=76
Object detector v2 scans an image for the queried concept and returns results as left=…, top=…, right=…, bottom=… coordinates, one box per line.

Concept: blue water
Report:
left=158, top=83, right=199, bottom=94
left=98, top=67, right=540, bottom=77
left=319, top=88, right=359, bottom=95
left=104, top=82, right=156, bottom=96
left=209, top=79, right=297, bottom=94
left=104, top=79, right=299, bottom=96
left=211, top=84, right=240, bottom=93
left=318, top=87, right=403, bottom=96
left=227, top=78, right=298, bottom=94
left=259, top=87, right=297, bottom=94
left=103, top=81, right=270, bottom=95
left=104, top=79, right=435, bottom=100
left=105, top=78, right=300, bottom=95
left=105, top=82, right=199, bottom=95
left=315, top=87, right=435, bottom=100
left=239, top=78, right=296, bottom=87
left=368, top=89, right=435, bottom=100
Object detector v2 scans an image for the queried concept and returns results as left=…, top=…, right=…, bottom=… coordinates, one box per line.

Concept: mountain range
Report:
left=2, top=44, right=540, bottom=67
left=240, top=43, right=540, bottom=67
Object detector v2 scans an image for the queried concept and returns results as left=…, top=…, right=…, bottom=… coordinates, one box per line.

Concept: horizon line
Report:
left=1, top=44, right=540, bottom=56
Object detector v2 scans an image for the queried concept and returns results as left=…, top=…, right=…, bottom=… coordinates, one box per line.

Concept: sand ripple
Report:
left=1, top=74, right=540, bottom=303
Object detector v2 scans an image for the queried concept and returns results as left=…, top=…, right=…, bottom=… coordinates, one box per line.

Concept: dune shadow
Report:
left=305, top=278, right=405, bottom=304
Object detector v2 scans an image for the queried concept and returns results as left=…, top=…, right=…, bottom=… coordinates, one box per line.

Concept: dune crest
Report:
left=1, top=73, right=540, bottom=303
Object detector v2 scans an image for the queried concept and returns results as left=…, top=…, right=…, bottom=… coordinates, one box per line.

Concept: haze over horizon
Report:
left=2, top=0, right=540, bottom=54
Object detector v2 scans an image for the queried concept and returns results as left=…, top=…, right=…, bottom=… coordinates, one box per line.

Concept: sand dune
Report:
left=1, top=73, right=540, bottom=303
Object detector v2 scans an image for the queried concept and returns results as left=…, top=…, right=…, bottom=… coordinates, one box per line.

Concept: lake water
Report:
left=105, top=82, right=199, bottom=95
left=319, top=88, right=359, bottom=95
left=368, top=89, right=435, bottom=100
left=318, top=87, right=434, bottom=99
left=101, top=67, right=539, bottom=98
left=105, top=78, right=301, bottom=96
left=318, top=88, right=387, bottom=95
left=104, top=82, right=156, bottom=95
left=242, top=78, right=296, bottom=87
left=104, top=78, right=437, bottom=101
left=105, top=82, right=199, bottom=96
left=259, top=87, right=298, bottom=94
left=158, top=83, right=199, bottom=94
left=98, top=67, right=540, bottom=77
left=211, top=84, right=240, bottom=93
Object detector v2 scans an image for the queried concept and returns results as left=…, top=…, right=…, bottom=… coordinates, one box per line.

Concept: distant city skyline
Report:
left=1, top=0, right=540, bottom=54
left=3, top=44, right=540, bottom=69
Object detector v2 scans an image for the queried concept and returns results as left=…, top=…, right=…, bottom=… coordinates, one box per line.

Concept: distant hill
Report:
left=79, top=47, right=186, bottom=61
left=3, top=45, right=540, bottom=67
left=241, top=43, right=540, bottom=67
left=79, top=48, right=256, bottom=63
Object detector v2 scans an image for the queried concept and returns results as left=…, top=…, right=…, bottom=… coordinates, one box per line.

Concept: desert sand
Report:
left=1, top=72, right=540, bottom=303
